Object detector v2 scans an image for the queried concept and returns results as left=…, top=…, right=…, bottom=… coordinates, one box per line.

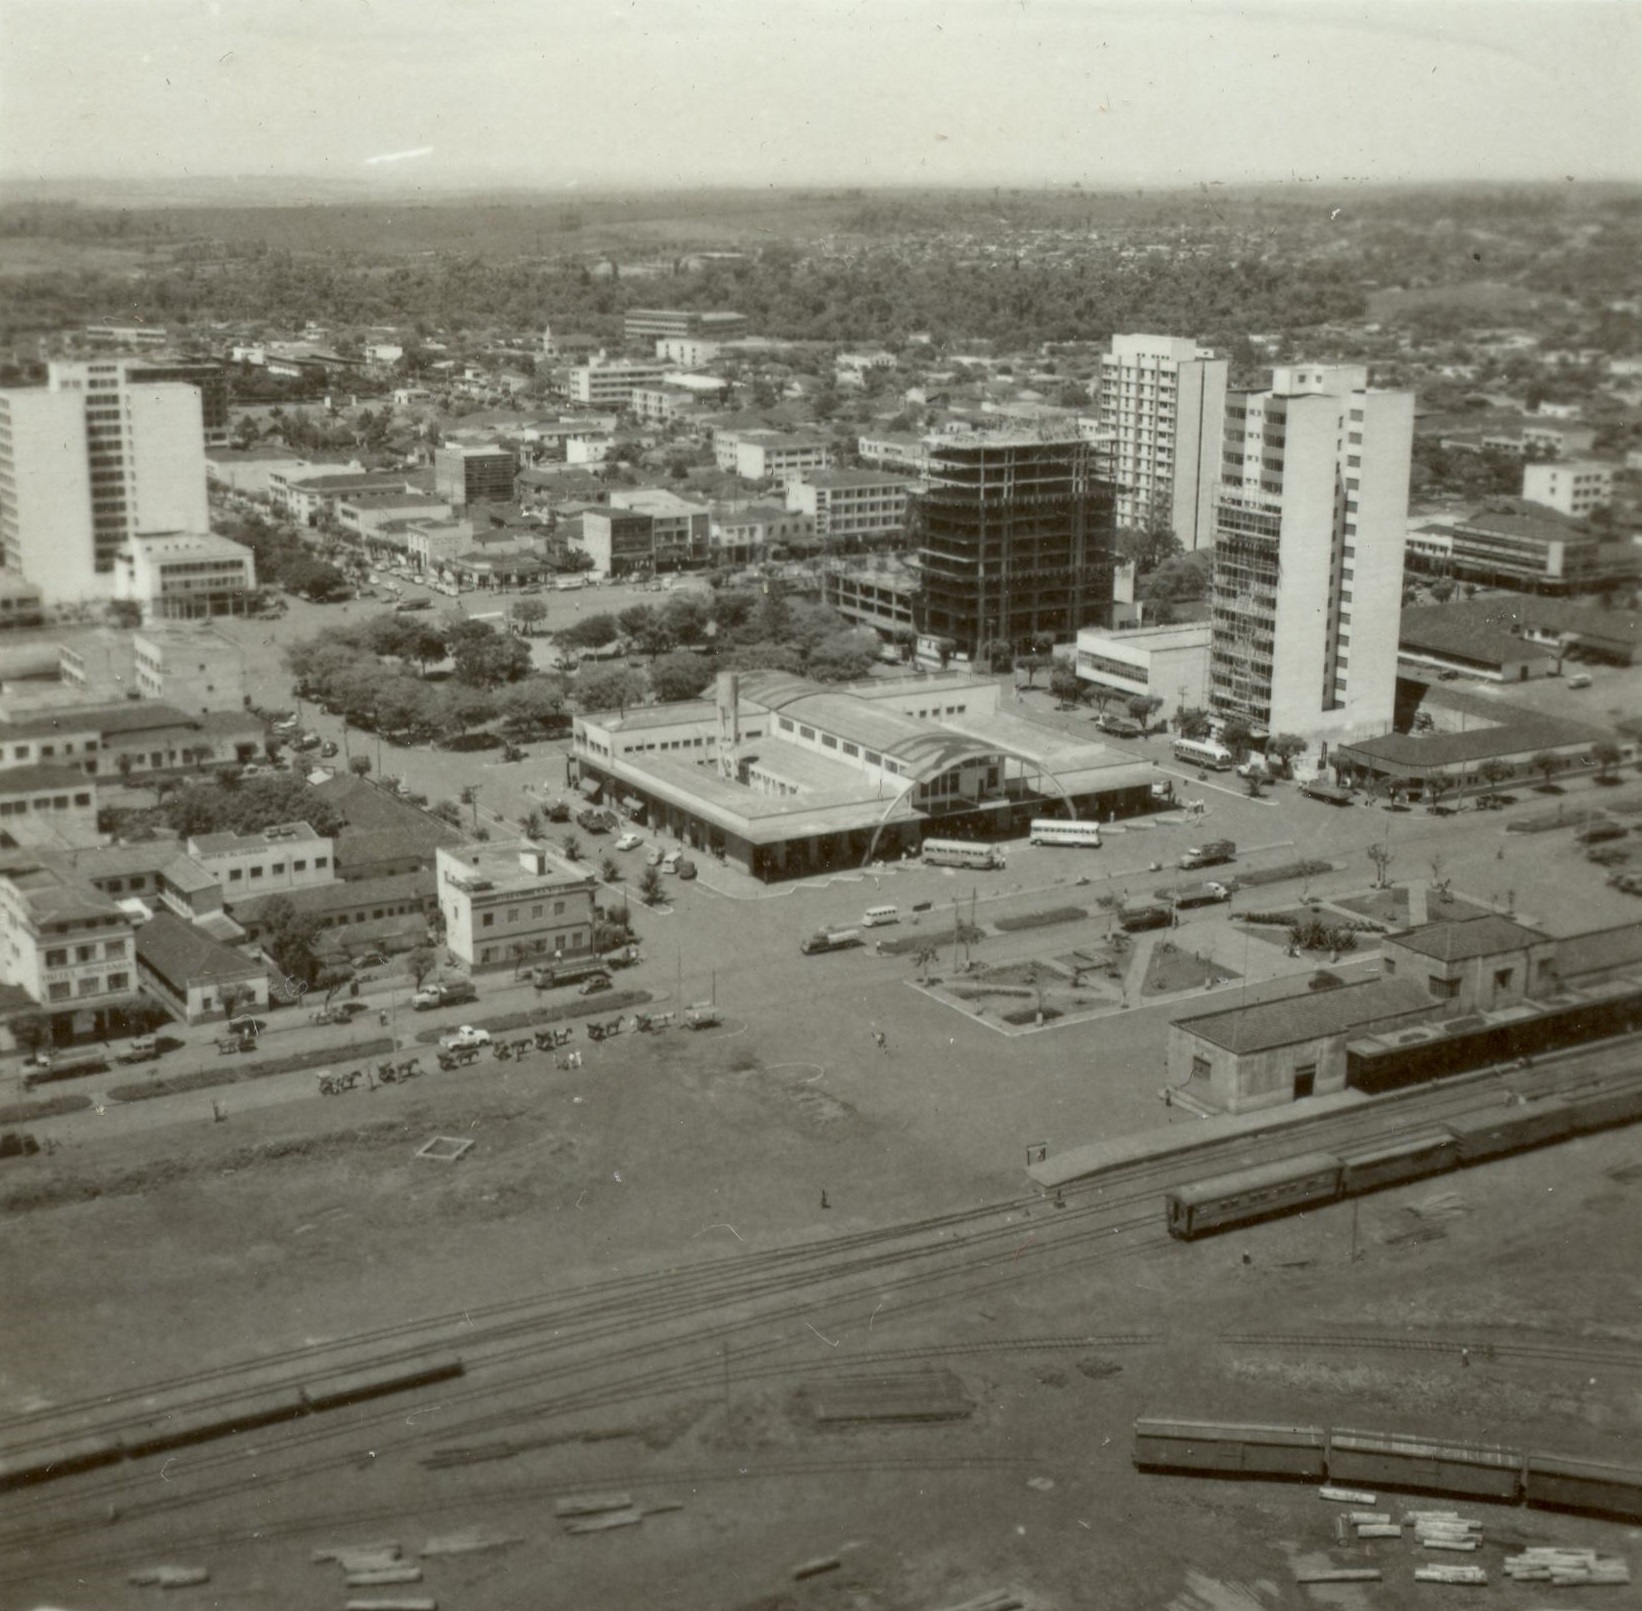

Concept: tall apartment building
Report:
left=432, top=444, right=518, bottom=507
left=1096, top=334, right=1227, bottom=551
left=567, top=357, right=669, bottom=409
left=918, top=431, right=1114, bottom=661
left=0, top=376, right=208, bottom=606
left=51, top=357, right=229, bottom=447
left=1208, top=365, right=1413, bottom=750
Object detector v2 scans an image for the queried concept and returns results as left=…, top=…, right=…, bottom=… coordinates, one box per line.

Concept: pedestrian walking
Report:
left=873, top=1029, right=887, bottom=1054
left=820, top=1189, right=830, bottom=1210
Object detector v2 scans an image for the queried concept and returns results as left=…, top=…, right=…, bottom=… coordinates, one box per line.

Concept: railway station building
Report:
left=570, top=670, right=1161, bottom=881
left=1168, top=914, right=1642, bottom=1113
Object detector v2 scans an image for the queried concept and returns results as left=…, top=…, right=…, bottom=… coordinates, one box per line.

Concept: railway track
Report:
left=1222, top=1331, right=1642, bottom=1371
left=5, top=1045, right=1638, bottom=1584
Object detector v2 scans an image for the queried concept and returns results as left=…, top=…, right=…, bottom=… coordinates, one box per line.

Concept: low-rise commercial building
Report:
left=1074, top=624, right=1211, bottom=724
left=112, top=530, right=258, bottom=620
left=0, top=859, right=137, bottom=1034
left=132, top=625, right=247, bottom=714
left=715, top=430, right=832, bottom=484
left=309, top=774, right=463, bottom=880
left=229, top=870, right=436, bottom=959
left=437, top=841, right=599, bottom=973
left=1406, top=508, right=1635, bottom=595
left=0, top=765, right=100, bottom=850
left=608, top=487, right=711, bottom=569
left=184, top=822, right=335, bottom=896
left=708, top=503, right=816, bottom=564
left=567, top=358, right=669, bottom=409
left=204, top=445, right=307, bottom=498
left=577, top=508, right=656, bottom=578
left=337, top=492, right=454, bottom=537
left=786, top=470, right=911, bottom=544
left=1397, top=605, right=1557, bottom=683
left=1522, top=459, right=1614, bottom=518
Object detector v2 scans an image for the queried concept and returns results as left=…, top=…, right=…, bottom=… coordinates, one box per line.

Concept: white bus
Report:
left=1028, top=818, right=1103, bottom=849
left=921, top=838, right=1006, bottom=870
left=1173, top=737, right=1235, bottom=772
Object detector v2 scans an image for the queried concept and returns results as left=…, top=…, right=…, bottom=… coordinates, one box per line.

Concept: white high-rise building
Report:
left=0, top=373, right=207, bottom=605
left=1097, top=333, right=1228, bottom=551
left=1209, top=364, right=1413, bottom=753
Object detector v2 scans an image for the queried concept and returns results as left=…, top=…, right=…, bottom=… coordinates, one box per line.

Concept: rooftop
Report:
left=1388, top=914, right=1548, bottom=964
left=187, top=822, right=324, bottom=856
left=1175, top=977, right=1434, bottom=1055
left=135, top=909, right=263, bottom=987
left=0, top=764, right=95, bottom=794
left=1399, top=605, right=1556, bottom=666
left=4, top=862, right=129, bottom=926
left=440, top=839, right=592, bottom=890
left=229, top=869, right=432, bottom=923
left=798, top=469, right=912, bottom=490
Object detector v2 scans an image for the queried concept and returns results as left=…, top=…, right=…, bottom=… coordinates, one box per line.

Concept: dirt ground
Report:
left=3, top=1011, right=1641, bottom=1611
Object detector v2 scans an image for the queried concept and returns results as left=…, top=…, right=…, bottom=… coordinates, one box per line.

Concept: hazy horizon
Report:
left=2, top=0, right=1639, bottom=193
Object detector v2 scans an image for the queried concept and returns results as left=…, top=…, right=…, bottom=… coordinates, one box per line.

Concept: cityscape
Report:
left=1, top=3, right=1640, bottom=1609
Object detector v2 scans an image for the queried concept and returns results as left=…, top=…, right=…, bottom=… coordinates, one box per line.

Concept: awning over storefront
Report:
left=620, top=795, right=644, bottom=813
left=577, top=777, right=602, bottom=798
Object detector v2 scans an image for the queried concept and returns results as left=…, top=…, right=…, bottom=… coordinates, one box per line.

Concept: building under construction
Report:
left=916, top=431, right=1114, bottom=661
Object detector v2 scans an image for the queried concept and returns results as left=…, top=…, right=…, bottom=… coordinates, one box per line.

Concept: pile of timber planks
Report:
left=1504, top=1547, right=1631, bottom=1586
left=1409, top=1511, right=1484, bottom=1552
left=1413, top=1564, right=1487, bottom=1585
left=809, top=1369, right=972, bottom=1425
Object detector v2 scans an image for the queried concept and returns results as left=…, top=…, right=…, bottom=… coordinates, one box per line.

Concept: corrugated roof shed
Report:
left=1174, top=977, right=1434, bottom=1055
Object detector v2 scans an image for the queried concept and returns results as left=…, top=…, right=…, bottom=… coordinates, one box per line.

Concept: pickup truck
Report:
left=412, top=980, right=478, bottom=1010
left=1178, top=839, right=1236, bottom=871
left=684, top=1001, right=722, bottom=1029
left=800, top=927, right=862, bottom=956
left=439, top=1025, right=492, bottom=1052
left=1118, top=901, right=1172, bottom=933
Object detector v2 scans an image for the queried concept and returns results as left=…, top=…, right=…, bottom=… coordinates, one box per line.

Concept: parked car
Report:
left=676, top=858, right=698, bottom=880
left=645, top=846, right=665, bottom=866
left=413, top=980, right=478, bottom=1010
left=439, top=1025, right=492, bottom=1051
left=320, top=741, right=339, bottom=758
left=614, top=832, right=643, bottom=852
left=227, top=1016, right=267, bottom=1038
left=684, top=1001, right=721, bottom=1029
left=115, top=1035, right=161, bottom=1065
left=1567, top=673, right=1593, bottom=689
left=333, top=999, right=371, bottom=1019
left=577, top=973, right=614, bottom=996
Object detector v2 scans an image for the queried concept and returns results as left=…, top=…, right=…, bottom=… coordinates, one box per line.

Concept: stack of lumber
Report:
left=311, top=1540, right=435, bottom=1609
left=1319, top=1485, right=1377, bottom=1504
left=128, top=1566, right=210, bottom=1588
left=1503, top=1547, right=1631, bottom=1586
left=1413, top=1564, right=1487, bottom=1585
left=1347, top=1510, right=1401, bottom=1540
left=1409, top=1511, right=1484, bottom=1552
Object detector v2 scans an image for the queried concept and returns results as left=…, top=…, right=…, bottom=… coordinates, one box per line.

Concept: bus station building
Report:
left=571, top=670, right=1160, bottom=881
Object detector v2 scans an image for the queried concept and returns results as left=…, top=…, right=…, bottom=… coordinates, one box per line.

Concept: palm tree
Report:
left=913, top=945, right=938, bottom=983
left=459, top=784, right=480, bottom=829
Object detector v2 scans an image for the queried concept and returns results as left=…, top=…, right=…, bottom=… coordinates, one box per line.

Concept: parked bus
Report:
left=921, top=838, right=1006, bottom=870
left=1028, top=818, right=1103, bottom=849
left=1173, top=737, right=1235, bottom=771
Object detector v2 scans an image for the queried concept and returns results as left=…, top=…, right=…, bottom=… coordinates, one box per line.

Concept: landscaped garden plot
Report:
left=927, top=946, right=1131, bottom=1026
left=1140, top=942, right=1239, bottom=998
left=1335, top=886, right=1492, bottom=926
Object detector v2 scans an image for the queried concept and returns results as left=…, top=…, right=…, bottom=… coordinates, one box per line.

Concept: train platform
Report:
left=1027, top=1086, right=1378, bottom=1190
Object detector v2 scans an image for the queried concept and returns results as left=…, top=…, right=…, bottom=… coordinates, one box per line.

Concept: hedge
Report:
left=994, top=906, right=1087, bottom=933
left=0, top=1093, right=92, bottom=1125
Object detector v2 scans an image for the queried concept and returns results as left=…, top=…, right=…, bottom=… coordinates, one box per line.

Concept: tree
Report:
left=558, top=612, right=622, bottom=649
left=1127, top=694, right=1164, bottom=731
left=1267, top=733, right=1308, bottom=775
left=1219, top=717, right=1254, bottom=759
left=1591, top=741, right=1622, bottom=782
left=258, top=895, right=325, bottom=987
left=599, top=855, right=620, bottom=883
left=1530, top=751, right=1563, bottom=789
left=913, top=945, right=939, bottom=984
left=1368, top=841, right=1394, bottom=889
left=521, top=808, right=544, bottom=840
left=459, top=785, right=480, bottom=830
left=561, top=834, right=582, bottom=861
left=1016, top=652, right=1049, bottom=688
left=282, top=558, right=350, bottom=602
left=1476, top=757, right=1513, bottom=800
left=639, top=866, right=664, bottom=906
left=1049, top=663, right=1083, bottom=707
left=805, top=630, right=880, bottom=683
left=649, top=651, right=715, bottom=703
left=446, top=618, right=531, bottom=688
left=217, top=981, right=255, bottom=1023
left=10, top=1008, right=54, bottom=1059
left=1173, top=707, right=1213, bottom=740
left=405, top=947, right=439, bottom=991
left=512, top=597, right=548, bottom=635
left=575, top=665, right=646, bottom=715
left=107, top=598, right=143, bottom=629
left=348, top=754, right=372, bottom=779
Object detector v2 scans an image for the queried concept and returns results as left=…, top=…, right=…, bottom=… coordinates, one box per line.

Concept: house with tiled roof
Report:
left=308, top=774, right=463, bottom=881
left=134, top=909, right=268, bottom=1023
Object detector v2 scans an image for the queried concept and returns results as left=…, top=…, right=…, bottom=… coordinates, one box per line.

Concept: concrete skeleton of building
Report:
left=917, top=430, right=1115, bottom=665
left=1209, top=364, right=1414, bottom=750
left=1096, top=334, right=1227, bottom=552
left=0, top=372, right=210, bottom=606
left=573, top=670, right=1159, bottom=882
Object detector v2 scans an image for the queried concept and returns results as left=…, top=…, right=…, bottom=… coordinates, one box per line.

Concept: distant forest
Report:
left=0, top=182, right=1636, bottom=349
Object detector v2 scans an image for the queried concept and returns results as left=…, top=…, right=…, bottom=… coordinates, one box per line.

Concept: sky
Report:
left=1, top=0, right=1639, bottom=191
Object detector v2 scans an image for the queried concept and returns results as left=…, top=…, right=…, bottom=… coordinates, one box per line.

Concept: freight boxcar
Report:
left=0, top=1428, right=124, bottom=1490
left=1165, top=1152, right=1342, bottom=1239
left=122, top=1384, right=308, bottom=1459
left=301, top=1352, right=464, bottom=1411
left=1337, top=1131, right=1459, bottom=1197
left=1445, top=1097, right=1574, bottom=1166
left=1563, top=1077, right=1642, bottom=1139
left=1327, top=1428, right=1524, bottom=1501
left=1133, top=1418, right=1328, bottom=1481
left=1524, top=1452, right=1642, bottom=1523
